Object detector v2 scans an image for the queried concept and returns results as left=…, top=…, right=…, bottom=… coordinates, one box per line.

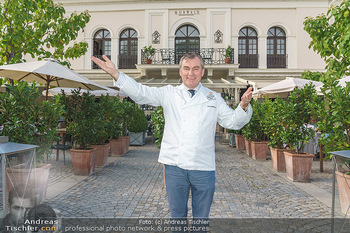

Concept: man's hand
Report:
left=90, top=55, right=119, bottom=81
left=240, top=86, right=253, bottom=110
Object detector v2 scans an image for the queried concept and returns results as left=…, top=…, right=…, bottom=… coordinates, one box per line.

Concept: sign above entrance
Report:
left=175, top=10, right=200, bottom=16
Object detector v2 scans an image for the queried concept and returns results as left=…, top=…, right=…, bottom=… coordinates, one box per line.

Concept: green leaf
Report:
left=0, top=0, right=90, bottom=66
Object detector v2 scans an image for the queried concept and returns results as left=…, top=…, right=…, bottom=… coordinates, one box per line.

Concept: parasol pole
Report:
left=45, top=75, right=50, bottom=100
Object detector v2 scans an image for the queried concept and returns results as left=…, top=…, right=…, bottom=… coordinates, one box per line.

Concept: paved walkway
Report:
left=44, top=138, right=349, bottom=232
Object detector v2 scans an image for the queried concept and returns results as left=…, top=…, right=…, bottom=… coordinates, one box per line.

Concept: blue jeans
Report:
left=164, top=165, right=215, bottom=218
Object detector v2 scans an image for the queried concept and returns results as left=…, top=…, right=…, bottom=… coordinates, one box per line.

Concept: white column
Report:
left=287, top=35, right=297, bottom=69
left=138, top=37, right=146, bottom=64
left=169, top=36, right=175, bottom=49
left=145, top=10, right=151, bottom=46
left=259, top=35, right=267, bottom=69
left=200, top=36, right=207, bottom=49
left=111, top=37, right=118, bottom=66
left=84, top=37, right=93, bottom=69
left=163, top=11, right=169, bottom=48
left=232, top=36, right=239, bottom=65
left=235, top=88, right=240, bottom=104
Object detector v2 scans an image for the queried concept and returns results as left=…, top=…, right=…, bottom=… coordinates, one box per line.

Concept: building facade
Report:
left=57, top=0, right=330, bottom=103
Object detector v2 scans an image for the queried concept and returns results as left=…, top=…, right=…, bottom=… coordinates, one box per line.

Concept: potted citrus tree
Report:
left=108, top=96, right=123, bottom=157
left=241, top=118, right=253, bottom=156
left=90, top=94, right=111, bottom=168
left=118, top=99, right=134, bottom=154
left=143, top=45, right=155, bottom=64
left=60, top=89, right=98, bottom=175
left=303, top=0, right=350, bottom=212
left=247, top=100, right=269, bottom=160
left=282, top=85, right=316, bottom=182
left=233, top=129, right=245, bottom=150
left=0, top=81, right=63, bottom=203
left=224, top=45, right=233, bottom=64
left=260, top=97, right=293, bottom=172
left=128, top=105, right=148, bottom=146
left=308, top=76, right=350, bottom=214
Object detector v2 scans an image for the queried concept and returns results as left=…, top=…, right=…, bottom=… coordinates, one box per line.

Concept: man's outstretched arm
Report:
left=90, top=55, right=120, bottom=81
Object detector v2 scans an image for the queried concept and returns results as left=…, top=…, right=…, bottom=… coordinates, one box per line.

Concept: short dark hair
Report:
left=26, top=204, right=57, bottom=229
left=179, top=52, right=204, bottom=69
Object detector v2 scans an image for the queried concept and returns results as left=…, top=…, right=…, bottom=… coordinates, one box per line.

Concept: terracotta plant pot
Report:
left=109, top=139, right=123, bottom=157
left=270, top=147, right=294, bottom=172
left=234, top=134, right=245, bottom=150
left=335, top=171, right=350, bottom=217
left=244, top=139, right=252, bottom=156
left=144, top=59, right=152, bottom=64
left=6, top=163, right=51, bottom=204
left=119, top=136, right=130, bottom=155
left=251, top=141, right=269, bottom=160
left=70, top=148, right=96, bottom=176
left=224, top=58, right=231, bottom=64
left=91, top=143, right=110, bottom=167
left=284, top=151, right=314, bottom=182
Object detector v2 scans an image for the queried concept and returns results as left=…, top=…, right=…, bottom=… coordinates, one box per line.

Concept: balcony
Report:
left=267, top=54, right=288, bottom=68
left=137, top=48, right=239, bottom=80
left=238, top=54, right=259, bottom=68
left=140, top=48, right=233, bottom=65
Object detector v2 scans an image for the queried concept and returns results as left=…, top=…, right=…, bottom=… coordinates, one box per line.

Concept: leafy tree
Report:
left=307, top=79, right=350, bottom=156
left=60, top=90, right=99, bottom=149
left=304, top=0, right=350, bottom=81
left=128, top=105, right=148, bottom=133
left=260, top=97, right=287, bottom=149
left=108, top=97, right=123, bottom=139
left=119, top=99, right=135, bottom=136
left=304, top=1, right=350, bottom=168
left=241, top=100, right=267, bottom=141
left=0, top=81, right=63, bottom=162
left=281, top=85, right=315, bottom=153
left=151, top=106, right=164, bottom=149
left=0, top=0, right=90, bottom=67
left=301, top=70, right=325, bottom=82
left=91, top=94, right=110, bottom=145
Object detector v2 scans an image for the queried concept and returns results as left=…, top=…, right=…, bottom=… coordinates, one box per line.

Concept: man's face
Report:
left=10, top=197, right=34, bottom=224
left=179, top=57, right=204, bottom=90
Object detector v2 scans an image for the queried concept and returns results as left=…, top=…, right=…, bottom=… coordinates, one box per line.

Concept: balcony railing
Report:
left=91, top=50, right=288, bottom=69
left=267, top=54, right=288, bottom=68
left=118, top=54, right=137, bottom=69
left=140, top=48, right=234, bottom=65
left=238, top=54, right=259, bottom=68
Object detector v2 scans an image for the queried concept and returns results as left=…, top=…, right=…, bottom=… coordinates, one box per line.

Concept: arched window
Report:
left=238, top=27, right=258, bottom=68
left=119, top=28, right=138, bottom=69
left=92, top=29, right=111, bottom=69
left=175, top=25, right=200, bottom=64
left=267, top=27, right=286, bottom=68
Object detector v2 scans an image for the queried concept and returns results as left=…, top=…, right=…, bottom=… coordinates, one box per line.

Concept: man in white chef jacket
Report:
left=91, top=53, right=252, bottom=222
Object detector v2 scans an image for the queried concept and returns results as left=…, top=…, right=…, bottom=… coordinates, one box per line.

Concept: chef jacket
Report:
left=114, top=72, right=252, bottom=171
